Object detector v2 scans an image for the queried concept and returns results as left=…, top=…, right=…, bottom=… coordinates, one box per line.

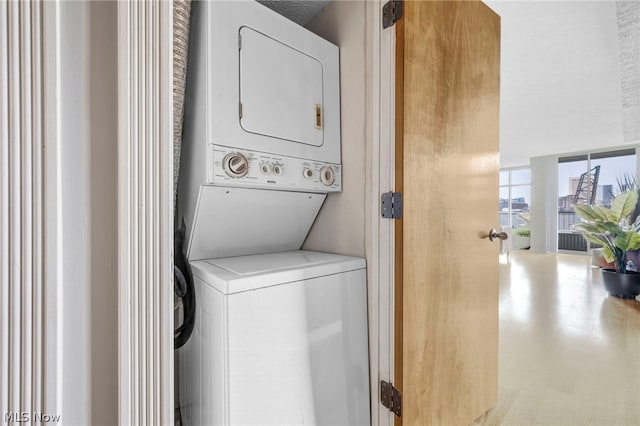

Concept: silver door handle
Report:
left=489, top=229, right=508, bottom=241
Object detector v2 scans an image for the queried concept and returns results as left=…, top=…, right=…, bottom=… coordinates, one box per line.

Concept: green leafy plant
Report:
left=574, top=190, right=640, bottom=273
left=615, top=173, right=637, bottom=195
left=516, top=229, right=530, bottom=237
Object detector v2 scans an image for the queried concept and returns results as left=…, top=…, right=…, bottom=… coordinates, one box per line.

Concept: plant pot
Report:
left=512, top=234, right=530, bottom=250
left=600, top=269, right=640, bottom=299
left=591, top=248, right=615, bottom=269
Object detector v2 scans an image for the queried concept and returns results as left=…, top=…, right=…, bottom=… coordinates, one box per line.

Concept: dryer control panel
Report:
left=207, top=145, right=342, bottom=193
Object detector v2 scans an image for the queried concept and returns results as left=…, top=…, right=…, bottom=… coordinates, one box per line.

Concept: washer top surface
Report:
left=189, top=250, right=366, bottom=294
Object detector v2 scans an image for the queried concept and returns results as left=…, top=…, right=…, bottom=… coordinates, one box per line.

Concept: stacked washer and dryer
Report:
left=177, top=2, right=371, bottom=425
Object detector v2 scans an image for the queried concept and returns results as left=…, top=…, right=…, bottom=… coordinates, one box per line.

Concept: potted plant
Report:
left=513, top=213, right=531, bottom=249
left=573, top=190, right=640, bottom=299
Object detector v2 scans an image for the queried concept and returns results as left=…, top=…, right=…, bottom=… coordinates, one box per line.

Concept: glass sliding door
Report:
left=557, top=149, right=636, bottom=252
left=558, top=155, right=589, bottom=251
left=590, top=150, right=637, bottom=202
left=499, top=185, right=510, bottom=227
left=499, top=167, right=531, bottom=249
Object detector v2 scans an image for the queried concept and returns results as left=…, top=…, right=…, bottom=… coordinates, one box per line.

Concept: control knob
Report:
left=303, top=168, right=313, bottom=179
left=223, top=153, right=249, bottom=178
left=319, top=165, right=336, bottom=186
left=260, top=163, right=271, bottom=175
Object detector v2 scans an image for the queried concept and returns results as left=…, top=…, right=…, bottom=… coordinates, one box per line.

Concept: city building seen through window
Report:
left=557, top=149, right=636, bottom=251
left=499, top=167, right=531, bottom=229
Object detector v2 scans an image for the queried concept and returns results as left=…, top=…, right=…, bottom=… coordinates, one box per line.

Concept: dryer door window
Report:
left=239, top=27, right=324, bottom=147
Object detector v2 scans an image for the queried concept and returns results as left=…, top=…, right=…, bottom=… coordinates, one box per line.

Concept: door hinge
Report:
left=382, top=0, right=403, bottom=29
left=381, top=191, right=402, bottom=219
left=381, top=380, right=402, bottom=417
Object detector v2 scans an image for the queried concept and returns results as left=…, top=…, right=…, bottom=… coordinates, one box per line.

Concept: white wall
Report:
left=304, top=5, right=391, bottom=426
left=59, top=2, right=118, bottom=424
left=303, top=0, right=367, bottom=257
left=485, top=1, right=627, bottom=168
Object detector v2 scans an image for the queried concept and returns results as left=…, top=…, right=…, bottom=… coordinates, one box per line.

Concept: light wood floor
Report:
left=475, top=251, right=640, bottom=426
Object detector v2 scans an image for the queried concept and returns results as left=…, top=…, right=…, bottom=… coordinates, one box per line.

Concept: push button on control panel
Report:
left=260, top=163, right=271, bottom=174
left=303, top=168, right=314, bottom=179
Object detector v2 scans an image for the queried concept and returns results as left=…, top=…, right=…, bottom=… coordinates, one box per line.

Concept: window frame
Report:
left=557, top=148, right=637, bottom=252
left=499, top=166, right=531, bottom=229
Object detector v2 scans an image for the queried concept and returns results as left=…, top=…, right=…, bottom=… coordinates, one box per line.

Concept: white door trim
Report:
left=117, top=1, right=174, bottom=424
left=1, top=0, right=62, bottom=419
left=366, top=1, right=396, bottom=425
left=42, top=0, right=63, bottom=416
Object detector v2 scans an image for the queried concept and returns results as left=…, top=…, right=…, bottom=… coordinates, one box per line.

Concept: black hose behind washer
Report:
left=174, top=220, right=195, bottom=349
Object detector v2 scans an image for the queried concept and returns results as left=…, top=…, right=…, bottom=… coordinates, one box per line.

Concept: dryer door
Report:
left=199, top=1, right=340, bottom=164
left=240, top=27, right=324, bottom=147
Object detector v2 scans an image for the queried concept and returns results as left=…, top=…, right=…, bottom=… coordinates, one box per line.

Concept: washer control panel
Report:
left=208, top=145, right=342, bottom=193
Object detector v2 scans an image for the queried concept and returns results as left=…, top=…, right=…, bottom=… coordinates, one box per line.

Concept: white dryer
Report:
left=179, top=250, right=370, bottom=426
left=178, top=0, right=343, bottom=261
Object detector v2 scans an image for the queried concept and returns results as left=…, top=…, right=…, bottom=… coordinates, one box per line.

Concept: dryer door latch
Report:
left=381, top=191, right=402, bottom=219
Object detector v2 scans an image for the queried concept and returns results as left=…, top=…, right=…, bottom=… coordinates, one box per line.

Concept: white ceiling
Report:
left=262, top=1, right=637, bottom=168
left=484, top=1, right=634, bottom=168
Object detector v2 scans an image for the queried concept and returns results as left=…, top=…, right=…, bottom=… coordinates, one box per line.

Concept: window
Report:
left=557, top=149, right=636, bottom=251
left=499, top=167, right=531, bottom=228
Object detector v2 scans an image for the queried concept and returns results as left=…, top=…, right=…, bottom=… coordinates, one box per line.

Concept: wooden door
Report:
left=394, top=1, right=501, bottom=425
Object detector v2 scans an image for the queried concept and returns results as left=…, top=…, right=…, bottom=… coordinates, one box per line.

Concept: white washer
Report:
left=179, top=250, right=371, bottom=426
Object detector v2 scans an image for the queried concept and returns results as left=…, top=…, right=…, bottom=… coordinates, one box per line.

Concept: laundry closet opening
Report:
left=173, top=1, right=372, bottom=425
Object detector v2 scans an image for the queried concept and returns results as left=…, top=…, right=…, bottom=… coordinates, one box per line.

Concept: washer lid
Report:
left=189, top=250, right=366, bottom=294
left=187, top=186, right=326, bottom=261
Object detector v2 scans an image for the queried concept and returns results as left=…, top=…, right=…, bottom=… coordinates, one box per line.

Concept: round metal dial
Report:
left=319, top=165, right=336, bottom=186
left=223, top=153, right=249, bottom=178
